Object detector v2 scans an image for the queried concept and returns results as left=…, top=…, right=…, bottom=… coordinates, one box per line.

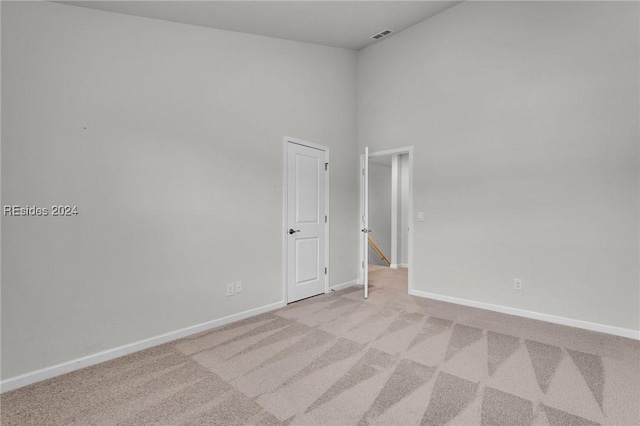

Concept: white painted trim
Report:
left=399, top=263, right=409, bottom=268
left=325, top=149, right=330, bottom=295
left=358, top=153, right=364, bottom=286
left=389, top=264, right=398, bottom=269
left=0, top=300, right=286, bottom=393
left=330, top=279, right=359, bottom=292
left=390, top=155, right=399, bottom=267
left=282, top=140, right=288, bottom=304
left=369, top=147, right=410, bottom=158
left=285, top=135, right=327, bottom=152
left=283, top=136, right=330, bottom=304
left=407, top=149, right=414, bottom=296
left=409, top=289, right=640, bottom=340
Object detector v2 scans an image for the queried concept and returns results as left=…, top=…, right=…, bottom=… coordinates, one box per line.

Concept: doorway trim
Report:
left=359, top=146, right=414, bottom=294
left=283, top=136, right=330, bottom=304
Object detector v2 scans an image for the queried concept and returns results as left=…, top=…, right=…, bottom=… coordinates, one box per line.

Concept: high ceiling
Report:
left=57, top=1, right=462, bottom=50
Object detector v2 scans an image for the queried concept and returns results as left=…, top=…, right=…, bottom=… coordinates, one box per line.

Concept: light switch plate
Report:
left=417, top=212, right=424, bottom=222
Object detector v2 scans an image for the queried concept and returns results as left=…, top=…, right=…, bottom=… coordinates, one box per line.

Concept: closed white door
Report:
left=287, top=142, right=327, bottom=303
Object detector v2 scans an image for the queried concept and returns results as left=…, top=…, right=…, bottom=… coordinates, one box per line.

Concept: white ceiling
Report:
left=56, top=1, right=462, bottom=50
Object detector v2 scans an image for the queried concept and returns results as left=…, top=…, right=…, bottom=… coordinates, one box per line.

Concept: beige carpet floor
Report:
left=2, top=265, right=639, bottom=425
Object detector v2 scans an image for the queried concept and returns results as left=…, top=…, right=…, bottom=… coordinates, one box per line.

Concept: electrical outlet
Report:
left=226, top=283, right=235, bottom=296
left=513, top=279, right=523, bottom=291
left=235, top=281, right=242, bottom=293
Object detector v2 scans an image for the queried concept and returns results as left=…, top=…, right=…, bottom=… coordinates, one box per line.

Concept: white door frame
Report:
left=390, top=155, right=399, bottom=269
left=283, top=136, right=330, bottom=304
left=359, top=146, right=414, bottom=294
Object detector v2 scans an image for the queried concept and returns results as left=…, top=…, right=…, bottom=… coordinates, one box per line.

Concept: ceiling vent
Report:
left=370, top=29, right=393, bottom=40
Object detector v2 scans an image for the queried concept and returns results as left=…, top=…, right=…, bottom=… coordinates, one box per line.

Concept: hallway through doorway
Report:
left=367, top=264, right=408, bottom=298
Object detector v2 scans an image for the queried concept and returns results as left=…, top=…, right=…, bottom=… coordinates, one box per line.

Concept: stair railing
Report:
left=368, top=236, right=390, bottom=267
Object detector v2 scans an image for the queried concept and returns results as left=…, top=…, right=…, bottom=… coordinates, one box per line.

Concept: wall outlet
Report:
left=226, top=283, right=235, bottom=296
left=513, top=278, right=523, bottom=291
left=235, top=281, right=242, bottom=293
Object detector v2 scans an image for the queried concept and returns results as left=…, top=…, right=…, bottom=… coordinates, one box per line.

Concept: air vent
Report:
left=370, top=29, right=393, bottom=40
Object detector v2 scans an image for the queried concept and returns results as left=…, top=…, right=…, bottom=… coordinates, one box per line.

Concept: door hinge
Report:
left=362, top=261, right=365, bottom=268
left=325, top=215, right=327, bottom=223
left=325, top=163, right=328, bottom=171
left=325, top=267, right=328, bottom=275
left=362, top=168, right=365, bottom=176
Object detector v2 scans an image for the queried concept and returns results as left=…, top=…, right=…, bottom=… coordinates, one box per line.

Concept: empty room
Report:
left=1, top=1, right=638, bottom=425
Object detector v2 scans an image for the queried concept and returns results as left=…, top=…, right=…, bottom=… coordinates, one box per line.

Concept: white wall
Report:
left=1, top=2, right=358, bottom=380
left=358, top=1, right=639, bottom=330
left=368, top=158, right=392, bottom=265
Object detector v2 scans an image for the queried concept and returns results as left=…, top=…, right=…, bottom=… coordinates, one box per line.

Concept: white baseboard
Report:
left=399, top=263, right=409, bottom=268
left=409, top=289, right=640, bottom=341
left=330, top=279, right=359, bottom=291
left=0, top=300, right=286, bottom=393
left=389, top=264, right=398, bottom=269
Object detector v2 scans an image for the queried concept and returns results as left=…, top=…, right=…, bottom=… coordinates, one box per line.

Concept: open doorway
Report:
left=368, top=156, right=392, bottom=267
left=359, top=147, right=413, bottom=298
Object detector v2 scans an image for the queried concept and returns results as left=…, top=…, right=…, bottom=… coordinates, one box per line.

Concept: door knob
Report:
left=289, top=229, right=300, bottom=235
left=361, top=229, right=372, bottom=233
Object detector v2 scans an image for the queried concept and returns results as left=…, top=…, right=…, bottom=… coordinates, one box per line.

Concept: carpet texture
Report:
left=2, top=266, right=639, bottom=425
